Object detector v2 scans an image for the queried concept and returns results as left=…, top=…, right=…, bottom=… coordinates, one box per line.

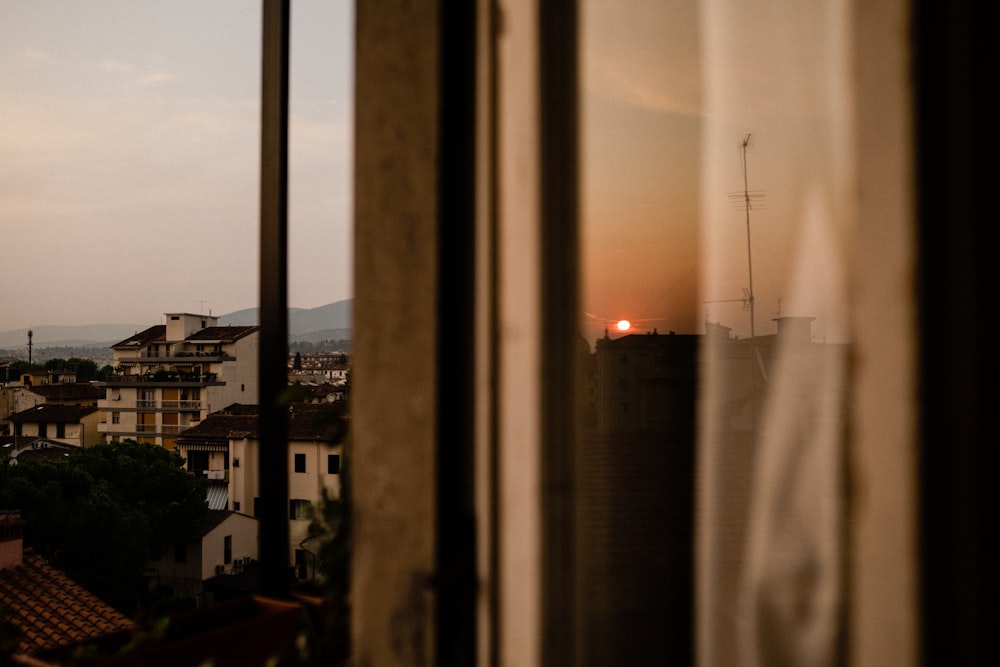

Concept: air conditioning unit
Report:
left=215, top=564, right=226, bottom=575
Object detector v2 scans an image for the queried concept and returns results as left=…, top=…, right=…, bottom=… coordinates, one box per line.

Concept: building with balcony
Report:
left=97, top=313, right=259, bottom=450
left=176, top=402, right=346, bottom=579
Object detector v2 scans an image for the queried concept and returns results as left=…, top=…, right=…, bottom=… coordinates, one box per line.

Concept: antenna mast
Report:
left=740, top=134, right=756, bottom=338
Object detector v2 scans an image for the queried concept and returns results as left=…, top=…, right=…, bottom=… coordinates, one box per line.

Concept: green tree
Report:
left=66, top=357, right=99, bottom=381
left=306, top=438, right=351, bottom=654
left=43, top=357, right=67, bottom=371
left=0, top=441, right=207, bottom=614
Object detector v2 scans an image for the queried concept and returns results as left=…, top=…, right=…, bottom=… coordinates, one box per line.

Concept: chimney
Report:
left=0, top=510, right=25, bottom=569
left=774, top=316, right=815, bottom=343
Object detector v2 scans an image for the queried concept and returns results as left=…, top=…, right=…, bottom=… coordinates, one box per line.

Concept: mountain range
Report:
left=0, top=300, right=353, bottom=350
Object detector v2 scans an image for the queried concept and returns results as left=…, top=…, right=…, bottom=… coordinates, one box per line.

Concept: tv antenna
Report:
left=705, top=134, right=765, bottom=338
left=731, top=134, right=765, bottom=337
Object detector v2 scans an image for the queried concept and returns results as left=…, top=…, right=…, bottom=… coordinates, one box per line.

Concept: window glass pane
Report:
left=579, top=1, right=854, bottom=664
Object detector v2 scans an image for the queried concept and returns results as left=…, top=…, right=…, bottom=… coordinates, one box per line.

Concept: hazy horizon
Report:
left=1, top=1, right=354, bottom=332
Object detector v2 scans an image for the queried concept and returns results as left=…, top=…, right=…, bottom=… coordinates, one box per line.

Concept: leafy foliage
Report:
left=0, top=441, right=207, bottom=614
left=306, top=439, right=351, bottom=642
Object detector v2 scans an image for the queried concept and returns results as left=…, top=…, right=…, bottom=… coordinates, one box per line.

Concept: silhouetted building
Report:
left=577, top=329, right=699, bottom=665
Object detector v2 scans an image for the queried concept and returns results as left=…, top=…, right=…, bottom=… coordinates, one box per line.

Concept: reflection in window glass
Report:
left=579, top=1, right=853, bottom=664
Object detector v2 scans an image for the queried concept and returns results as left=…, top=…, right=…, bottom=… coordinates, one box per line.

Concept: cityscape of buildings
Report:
left=1, top=310, right=353, bottom=660
left=1, top=304, right=840, bottom=663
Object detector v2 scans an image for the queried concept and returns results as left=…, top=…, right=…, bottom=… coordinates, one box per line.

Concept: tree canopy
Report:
left=0, top=441, right=207, bottom=614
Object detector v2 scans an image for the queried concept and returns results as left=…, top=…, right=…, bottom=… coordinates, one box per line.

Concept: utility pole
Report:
left=740, top=134, right=756, bottom=339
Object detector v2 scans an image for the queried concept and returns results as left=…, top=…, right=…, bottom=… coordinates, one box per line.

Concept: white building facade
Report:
left=97, top=313, right=259, bottom=450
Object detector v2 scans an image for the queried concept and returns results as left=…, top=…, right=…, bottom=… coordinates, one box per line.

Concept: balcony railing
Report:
left=162, top=400, right=203, bottom=410
left=100, top=372, right=220, bottom=385
left=120, top=353, right=235, bottom=364
left=135, top=424, right=184, bottom=434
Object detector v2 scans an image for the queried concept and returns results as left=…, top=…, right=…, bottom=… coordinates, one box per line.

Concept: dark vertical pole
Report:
left=916, top=1, right=997, bottom=663
left=539, top=2, right=578, bottom=665
left=437, top=1, right=477, bottom=664
left=259, top=0, right=291, bottom=600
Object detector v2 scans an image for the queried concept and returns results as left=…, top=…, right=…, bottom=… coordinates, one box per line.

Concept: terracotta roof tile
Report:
left=0, top=551, right=132, bottom=655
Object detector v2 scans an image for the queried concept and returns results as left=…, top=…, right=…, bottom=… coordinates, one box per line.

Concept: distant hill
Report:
left=0, top=299, right=353, bottom=350
left=219, top=300, right=353, bottom=341
left=0, top=324, right=145, bottom=350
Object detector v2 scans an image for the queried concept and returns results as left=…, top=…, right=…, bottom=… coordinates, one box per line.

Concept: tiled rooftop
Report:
left=110, top=325, right=167, bottom=349
left=183, top=325, right=258, bottom=342
left=9, top=404, right=98, bottom=424
left=176, top=403, right=347, bottom=444
left=0, top=551, right=133, bottom=655
left=23, top=383, right=104, bottom=402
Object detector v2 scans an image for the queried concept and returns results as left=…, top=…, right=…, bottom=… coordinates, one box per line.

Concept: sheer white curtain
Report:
left=697, top=1, right=855, bottom=665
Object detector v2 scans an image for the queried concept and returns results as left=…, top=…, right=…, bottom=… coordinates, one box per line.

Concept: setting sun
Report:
left=616, top=319, right=631, bottom=332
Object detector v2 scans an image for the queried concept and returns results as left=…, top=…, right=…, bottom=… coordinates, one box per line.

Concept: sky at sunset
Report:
left=0, top=0, right=353, bottom=330
left=580, top=0, right=853, bottom=345
left=2, top=0, right=851, bottom=347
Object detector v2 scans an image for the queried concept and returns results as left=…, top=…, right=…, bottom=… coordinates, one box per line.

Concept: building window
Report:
left=234, top=457, right=240, bottom=467
left=327, top=454, right=341, bottom=475
left=224, top=535, right=232, bottom=564
left=289, top=499, right=310, bottom=520
left=112, top=412, right=120, bottom=424
left=56, top=423, right=65, bottom=439
left=187, top=450, right=209, bottom=473
left=294, top=453, right=306, bottom=473
left=233, top=501, right=241, bottom=512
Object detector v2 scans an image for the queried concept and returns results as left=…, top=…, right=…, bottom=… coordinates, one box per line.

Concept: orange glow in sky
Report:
left=616, top=319, right=631, bottom=332
left=580, top=0, right=853, bottom=346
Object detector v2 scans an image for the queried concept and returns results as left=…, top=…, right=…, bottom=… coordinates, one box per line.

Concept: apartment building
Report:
left=97, top=313, right=259, bottom=450
left=176, top=402, right=346, bottom=578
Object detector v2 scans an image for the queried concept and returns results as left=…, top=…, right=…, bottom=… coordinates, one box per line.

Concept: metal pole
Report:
left=741, top=135, right=756, bottom=338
